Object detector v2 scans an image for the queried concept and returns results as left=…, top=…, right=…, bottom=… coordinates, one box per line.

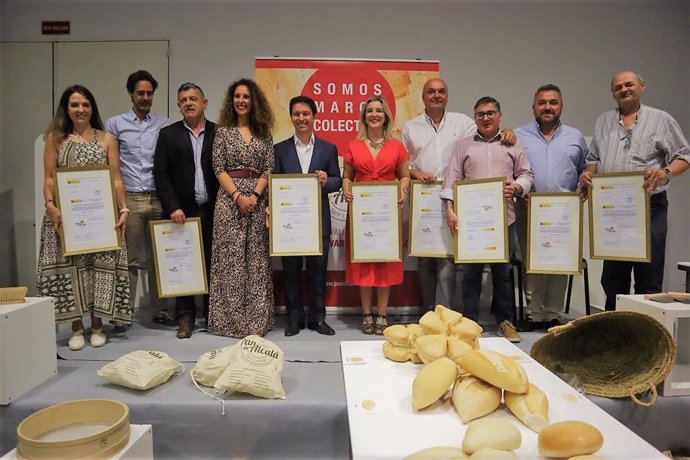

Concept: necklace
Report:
left=367, top=137, right=386, bottom=149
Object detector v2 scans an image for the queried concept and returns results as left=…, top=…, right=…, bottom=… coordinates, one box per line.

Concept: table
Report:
left=341, top=338, right=666, bottom=459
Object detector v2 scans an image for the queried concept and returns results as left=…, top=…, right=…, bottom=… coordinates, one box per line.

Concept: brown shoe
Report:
left=176, top=316, right=193, bottom=339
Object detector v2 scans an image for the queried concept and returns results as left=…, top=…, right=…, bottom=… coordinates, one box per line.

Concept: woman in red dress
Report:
left=342, top=96, right=410, bottom=335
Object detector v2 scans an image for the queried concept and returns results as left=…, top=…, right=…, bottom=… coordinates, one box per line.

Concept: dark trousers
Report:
left=175, top=202, right=214, bottom=320
left=282, top=236, right=330, bottom=324
left=602, top=192, right=668, bottom=310
left=461, top=224, right=517, bottom=325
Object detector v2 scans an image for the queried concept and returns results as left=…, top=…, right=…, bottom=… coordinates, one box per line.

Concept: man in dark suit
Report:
left=153, top=82, right=218, bottom=338
left=274, top=95, right=342, bottom=336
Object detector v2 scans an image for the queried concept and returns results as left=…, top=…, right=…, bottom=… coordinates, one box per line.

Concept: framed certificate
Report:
left=150, top=218, right=208, bottom=298
left=454, top=177, right=508, bottom=263
left=526, top=193, right=583, bottom=274
left=409, top=181, right=453, bottom=258
left=349, top=181, right=402, bottom=262
left=269, top=174, right=322, bottom=256
left=53, top=165, right=121, bottom=256
left=588, top=171, right=650, bottom=261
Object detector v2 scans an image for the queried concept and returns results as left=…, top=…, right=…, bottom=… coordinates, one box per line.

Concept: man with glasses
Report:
left=441, top=97, right=533, bottom=342
left=402, top=79, right=515, bottom=316
left=579, top=71, right=690, bottom=310
left=514, top=84, right=588, bottom=330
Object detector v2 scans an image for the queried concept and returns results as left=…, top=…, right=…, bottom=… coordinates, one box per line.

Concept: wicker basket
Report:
left=530, top=311, right=676, bottom=407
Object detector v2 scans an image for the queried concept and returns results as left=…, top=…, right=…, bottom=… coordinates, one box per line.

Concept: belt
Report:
left=227, top=169, right=261, bottom=179
left=126, top=190, right=158, bottom=196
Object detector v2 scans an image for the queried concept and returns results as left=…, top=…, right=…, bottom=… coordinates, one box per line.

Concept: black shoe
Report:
left=111, top=323, right=130, bottom=336
left=285, top=322, right=301, bottom=337
left=153, top=310, right=176, bottom=326
left=307, top=320, right=335, bottom=336
left=546, top=318, right=563, bottom=330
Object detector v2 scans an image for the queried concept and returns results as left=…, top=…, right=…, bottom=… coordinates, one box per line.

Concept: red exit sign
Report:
left=42, top=21, right=70, bottom=35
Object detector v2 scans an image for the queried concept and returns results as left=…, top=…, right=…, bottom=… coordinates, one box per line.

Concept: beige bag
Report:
left=214, top=335, right=286, bottom=399
left=97, top=350, right=183, bottom=390
left=192, top=344, right=238, bottom=387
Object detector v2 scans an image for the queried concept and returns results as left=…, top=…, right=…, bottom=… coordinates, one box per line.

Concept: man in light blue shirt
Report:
left=106, top=70, right=169, bottom=331
left=515, top=84, right=588, bottom=329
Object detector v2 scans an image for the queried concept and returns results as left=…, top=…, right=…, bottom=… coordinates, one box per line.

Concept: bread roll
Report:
left=414, top=334, right=448, bottom=364
left=420, top=311, right=447, bottom=335
left=458, top=350, right=528, bottom=394
left=449, top=317, right=483, bottom=344
left=461, top=418, right=521, bottom=454
left=447, top=336, right=473, bottom=363
left=504, top=383, right=549, bottom=432
left=382, top=341, right=410, bottom=362
left=407, top=323, right=425, bottom=345
left=410, top=349, right=424, bottom=364
left=538, top=421, right=603, bottom=458
left=452, top=376, right=501, bottom=423
left=403, top=446, right=468, bottom=460
left=383, top=324, right=411, bottom=347
left=412, top=357, right=458, bottom=410
left=469, top=448, right=516, bottom=459
left=435, top=304, right=463, bottom=327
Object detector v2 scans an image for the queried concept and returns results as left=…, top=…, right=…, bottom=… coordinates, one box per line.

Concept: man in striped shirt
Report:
left=579, top=71, right=690, bottom=310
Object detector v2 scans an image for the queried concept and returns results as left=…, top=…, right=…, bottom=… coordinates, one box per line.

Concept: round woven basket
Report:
left=17, top=399, right=130, bottom=459
left=530, top=311, right=676, bottom=406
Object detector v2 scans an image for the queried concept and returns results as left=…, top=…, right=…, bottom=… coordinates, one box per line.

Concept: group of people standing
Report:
left=36, top=68, right=690, bottom=349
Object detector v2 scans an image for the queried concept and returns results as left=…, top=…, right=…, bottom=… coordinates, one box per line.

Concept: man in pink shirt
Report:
left=441, top=96, right=533, bottom=342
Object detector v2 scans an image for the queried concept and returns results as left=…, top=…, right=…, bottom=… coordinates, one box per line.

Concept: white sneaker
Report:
left=90, top=328, right=107, bottom=348
left=68, top=330, right=86, bottom=351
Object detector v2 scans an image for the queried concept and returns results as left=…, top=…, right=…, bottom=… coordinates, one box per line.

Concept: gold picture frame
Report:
left=349, top=181, right=402, bottom=263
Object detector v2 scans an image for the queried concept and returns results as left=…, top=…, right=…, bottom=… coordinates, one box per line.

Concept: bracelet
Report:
left=233, top=192, right=242, bottom=204
left=44, top=199, right=54, bottom=208
left=252, top=191, right=262, bottom=200
left=230, top=190, right=240, bottom=199
left=119, top=207, right=130, bottom=214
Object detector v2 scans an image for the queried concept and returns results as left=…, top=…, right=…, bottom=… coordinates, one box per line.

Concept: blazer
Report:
left=154, top=119, right=219, bottom=217
left=273, top=135, right=342, bottom=235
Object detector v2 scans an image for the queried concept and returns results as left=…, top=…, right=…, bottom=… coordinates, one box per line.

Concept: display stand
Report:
left=617, top=294, right=690, bottom=396
left=0, top=297, right=57, bottom=405
left=1, top=424, right=153, bottom=459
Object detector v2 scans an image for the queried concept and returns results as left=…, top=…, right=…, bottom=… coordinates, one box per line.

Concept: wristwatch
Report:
left=663, top=167, right=672, bottom=183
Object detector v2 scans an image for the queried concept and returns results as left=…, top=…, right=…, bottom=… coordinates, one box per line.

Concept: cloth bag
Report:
left=192, top=344, right=237, bottom=387
left=97, top=350, right=183, bottom=390
left=214, top=335, right=286, bottom=399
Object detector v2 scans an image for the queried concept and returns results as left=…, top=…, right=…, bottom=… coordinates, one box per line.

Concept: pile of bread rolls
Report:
left=384, top=305, right=604, bottom=459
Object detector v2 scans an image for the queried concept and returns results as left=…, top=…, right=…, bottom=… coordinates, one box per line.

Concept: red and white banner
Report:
left=257, top=57, right=440, bottom=308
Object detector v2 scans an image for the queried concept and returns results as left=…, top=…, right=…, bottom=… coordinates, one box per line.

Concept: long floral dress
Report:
left=37, top=138, right=131, bottom=324
left=208, top=127, right=275, bottom=338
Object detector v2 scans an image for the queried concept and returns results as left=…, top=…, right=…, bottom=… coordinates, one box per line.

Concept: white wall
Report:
left=1, top=0, right=689, bottom=306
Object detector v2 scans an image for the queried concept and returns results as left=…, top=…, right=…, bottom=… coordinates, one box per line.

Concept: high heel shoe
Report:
left=374, top=315, right=387, bottom=335
left=361, top=314, right=374, bottom=335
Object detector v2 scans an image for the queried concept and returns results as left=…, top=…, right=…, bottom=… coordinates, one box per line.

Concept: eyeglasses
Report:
left=623, top=129, right=632, bottom=151
left=474, top=110, right=498, bottom=120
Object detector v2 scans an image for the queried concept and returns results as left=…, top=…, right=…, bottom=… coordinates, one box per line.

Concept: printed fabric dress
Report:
left=36, top=138, right=131, bottom=324
left=208, top=127, right=275, bottom=338
left=344, top=139, right=409, bottom=287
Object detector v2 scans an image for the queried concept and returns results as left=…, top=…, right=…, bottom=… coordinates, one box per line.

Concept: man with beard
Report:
left=579, top=71, right=690, bottom=310
left=106, top=70, right=170, bottom=331
left=153, top=83, right=218, bottom=338
left=514, top=84, right=588, bottom=329
left=442, top=97, right=533, bottom=342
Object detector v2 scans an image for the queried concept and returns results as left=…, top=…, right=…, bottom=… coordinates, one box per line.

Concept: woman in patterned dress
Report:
left=37, top=85, right=131, bottom=350
left=208, top=79, right=275, bottom=338
left=342, top=96, right=411, bottom=335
